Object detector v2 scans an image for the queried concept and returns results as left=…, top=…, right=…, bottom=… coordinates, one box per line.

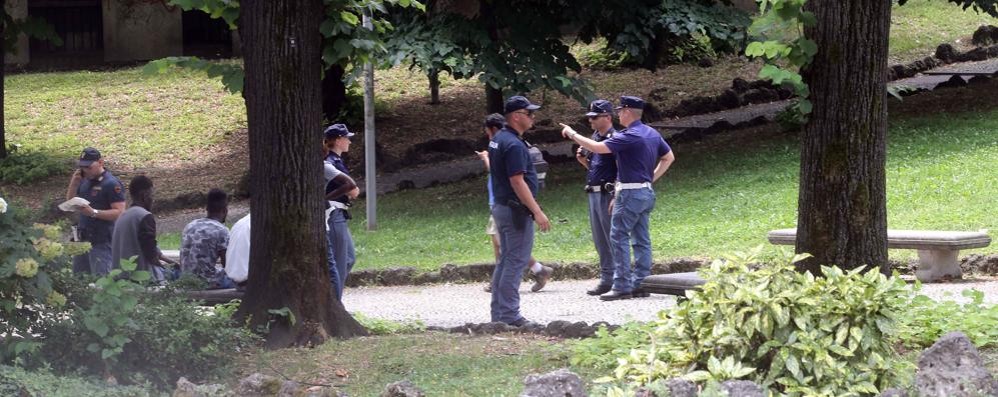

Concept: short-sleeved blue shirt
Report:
left=76, top=170, right=126, bottom=243
left=586, top=129, right=618, bottom=186
left=604, top=121, right=671, bottom=183
left=488, top=128, right=538, bottom=205
left=324, top=153, right=351, bottom=203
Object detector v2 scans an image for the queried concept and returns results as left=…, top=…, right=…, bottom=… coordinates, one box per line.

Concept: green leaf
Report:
left=340, top=11, right=360, bottom=26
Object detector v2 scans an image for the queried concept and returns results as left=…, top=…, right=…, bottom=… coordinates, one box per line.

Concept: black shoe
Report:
left=632, top=288, right=651, bottom=298
left=586, top=284, right=612, bottom=296
left=508, top=318, right=534, bottom=327
left=599, top=290, right=633, bottom=301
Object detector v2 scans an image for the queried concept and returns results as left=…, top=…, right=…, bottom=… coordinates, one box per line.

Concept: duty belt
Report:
left=615, top=182, right=652, bottom=192
left=584, top=182, right=616, bottom=193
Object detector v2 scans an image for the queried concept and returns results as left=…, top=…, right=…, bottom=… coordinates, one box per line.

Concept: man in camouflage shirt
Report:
left=180, top=189, right=232, bottom=288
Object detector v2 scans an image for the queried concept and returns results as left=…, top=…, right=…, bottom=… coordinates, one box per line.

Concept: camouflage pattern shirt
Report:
left=179, top=217, right=230, bottom=283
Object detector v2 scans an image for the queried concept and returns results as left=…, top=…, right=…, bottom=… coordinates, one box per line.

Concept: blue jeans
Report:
left=588, top=191, right=615, bottom=286
left=490, top=203, right=534, bottom=324
left=72, top=241, right=112, bottom=276
left=327, top=209, right=354, bottom=299
left=610, top=188, right=656, bottom=293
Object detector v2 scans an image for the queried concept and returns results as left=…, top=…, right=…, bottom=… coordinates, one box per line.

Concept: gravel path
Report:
left=342, top=277, right=998, bottom=327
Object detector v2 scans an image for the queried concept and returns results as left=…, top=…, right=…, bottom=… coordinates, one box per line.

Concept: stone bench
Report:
left=768, top=228, right=991, bottom=282
left=639, top=271, right=706, bottom=297
left=640, top=228, right=992, bottom=296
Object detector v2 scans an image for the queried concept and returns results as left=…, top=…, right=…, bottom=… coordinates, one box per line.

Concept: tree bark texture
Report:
left=797, top=0, right=890, bottom=274
left=238, top=0, right=365, bottom=348
left=1, top=0, right=7, bottom=160
left=428, top=69, right=440, bottom=105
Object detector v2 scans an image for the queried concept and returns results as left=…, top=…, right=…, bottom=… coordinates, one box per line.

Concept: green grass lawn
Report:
left=341, top=107, right=998, bottom=271
left=890, top=0, right=997, bottom=63
left=237, top=333, right=602, bottom=396
left=3, top=66, right=246, bottom=167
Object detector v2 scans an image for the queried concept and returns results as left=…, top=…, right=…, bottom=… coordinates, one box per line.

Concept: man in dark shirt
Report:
left=111, top=175, right=177, bottom=282
left=487, top=95, right=552, bottom=327
left=561, top=96, right=675, bottom=301
left=573, top=99, right=618, bottom=296
left=65, top=147, right=126, bottom=276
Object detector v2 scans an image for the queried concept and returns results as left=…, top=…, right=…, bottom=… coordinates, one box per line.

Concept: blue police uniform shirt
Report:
left=586, top=128, right=618, bottom=186
left=604, top=121, right=671, bottom=183
left=325, top=153, right=351, bottom=203
left=76, top=170, right=126, bottom=244
left=488, top=128, right=538, bottom=205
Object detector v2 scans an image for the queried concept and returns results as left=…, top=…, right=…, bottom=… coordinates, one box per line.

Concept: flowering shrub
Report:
left=0, top=197, right=85, bottom=362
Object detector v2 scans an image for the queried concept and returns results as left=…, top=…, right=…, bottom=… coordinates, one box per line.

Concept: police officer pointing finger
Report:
left=561, top=96, right=676, bottom=301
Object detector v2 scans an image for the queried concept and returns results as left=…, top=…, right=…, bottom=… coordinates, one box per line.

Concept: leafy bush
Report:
left=0, top=365, right=154, bottom=397
left=589, top=248, right=914, bottom=396
left=0, top=197, right=85, bottom=362
left=2, top=198, right=258, bottom=390
left=898, top=288, right=998, bottom=349
left=353, top=312, right=425, bottom=335
left=38, top=272, right=259, bottom=389
left=0, top=145, right=66, bottom=185
left=570, top=321, right=655, bottom=370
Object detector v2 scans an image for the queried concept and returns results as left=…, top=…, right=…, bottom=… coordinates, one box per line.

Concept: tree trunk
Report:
left=1, top=0, right=7, bottom=160
left=481, top=0, right=504, bottom=115
left=321, top=64, right=347, bottom=121
left=796, top=0, right=890, bottom=274
left=484, top=84, right=502, bottom=114
left=237, top=0, right=366, bottom=348
left=428, top=69, right=440, bottom=105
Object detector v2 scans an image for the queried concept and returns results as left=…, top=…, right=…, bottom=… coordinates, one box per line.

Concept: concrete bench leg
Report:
left=915, top=249, right=962, bottom=282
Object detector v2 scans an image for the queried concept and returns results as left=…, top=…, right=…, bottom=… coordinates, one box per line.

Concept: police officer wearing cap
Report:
left=65, top=147, right=126, bottom=275
left=560, top=96, right=675, bottom=301
left=322, top=124, right=360, bottom=299
left=488, top=95, right=552, bottom=327
left=574, top=100, right=618, bottom=296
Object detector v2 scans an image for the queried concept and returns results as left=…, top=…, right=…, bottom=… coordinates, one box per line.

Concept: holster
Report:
left=505, top=199, right=533, bottom=230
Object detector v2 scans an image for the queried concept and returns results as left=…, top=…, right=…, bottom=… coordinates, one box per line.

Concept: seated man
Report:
left=110, top=175, right=178, bottom=282
left=179, top=189, right=234, bottom=289
left=224, top=213, right=251, bottom=286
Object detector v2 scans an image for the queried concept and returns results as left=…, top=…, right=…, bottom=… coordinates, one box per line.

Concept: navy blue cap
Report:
left=585, top=99, right=614, bottom=117
left=78, top=147, right=101, bottom=166
left=323, top=124, right=355, bottom=139
left=614, top=96, right=645, bottom=110
left=503, top=95, right=541, bottom=114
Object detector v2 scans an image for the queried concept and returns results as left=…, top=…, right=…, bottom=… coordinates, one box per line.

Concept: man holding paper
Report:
left=65, top=147, right=125, bottom=275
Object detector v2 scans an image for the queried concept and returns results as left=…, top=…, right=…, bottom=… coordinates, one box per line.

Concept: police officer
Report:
left=323, top=124, right=360, bottom=297
left=65, top=147, right=126, bottom=276
left=488, top=96, right=551, bottom=327
left=560, top=96, right=675, bottom=301
left=574, top=100, right=618, bottom=296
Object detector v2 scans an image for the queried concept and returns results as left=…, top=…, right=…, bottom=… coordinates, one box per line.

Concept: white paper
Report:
left=58, top=197, right=90, bottom=212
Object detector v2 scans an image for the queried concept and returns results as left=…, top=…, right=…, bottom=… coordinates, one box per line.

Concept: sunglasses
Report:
left=513, top=110, right=535, bottom=118
left=587, top=114, right=609, bottom=120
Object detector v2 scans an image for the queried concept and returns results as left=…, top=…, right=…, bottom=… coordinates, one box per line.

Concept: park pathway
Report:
left=342, top=276, right=998, bottom=327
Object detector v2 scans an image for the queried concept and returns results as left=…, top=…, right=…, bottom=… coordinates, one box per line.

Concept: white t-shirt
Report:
left=324, top=161, right=343, bottom=184
left=224, top=213, right=251, bottom=282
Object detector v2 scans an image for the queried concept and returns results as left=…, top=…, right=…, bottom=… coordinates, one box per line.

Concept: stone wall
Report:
left=102, top=0, right=182, bottom=62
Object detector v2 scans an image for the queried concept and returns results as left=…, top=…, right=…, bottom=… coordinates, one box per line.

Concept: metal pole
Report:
left=362, top=11, right=377, bottom=230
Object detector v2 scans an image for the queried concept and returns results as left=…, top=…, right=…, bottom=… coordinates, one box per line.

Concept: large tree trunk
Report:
left=1, top=0, right=7, bottom=160
left=321, top=64, right=347, bottom=121
left=238, top=0, right=366, bottom=348
left=796, top=0, right=890, bottom=274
